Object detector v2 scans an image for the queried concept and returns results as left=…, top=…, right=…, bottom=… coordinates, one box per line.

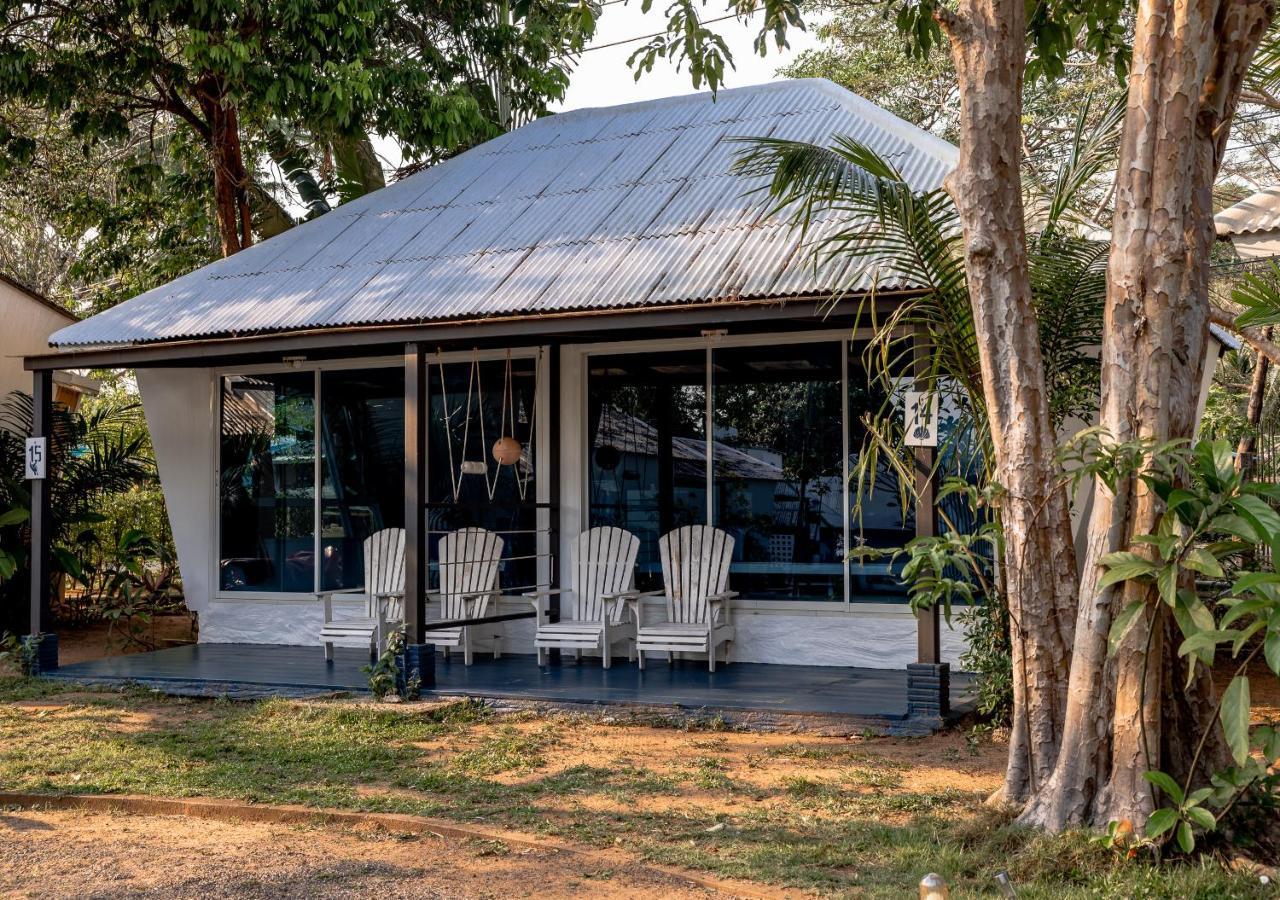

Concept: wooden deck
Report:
left=46, top=644, right=974, bottom=729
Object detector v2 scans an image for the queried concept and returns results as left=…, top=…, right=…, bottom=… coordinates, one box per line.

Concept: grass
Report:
left=0, top=675, right=1272, bottom=898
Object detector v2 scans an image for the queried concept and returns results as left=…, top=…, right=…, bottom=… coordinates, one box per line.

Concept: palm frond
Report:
left=1232, top=262, right=1280, bottom=329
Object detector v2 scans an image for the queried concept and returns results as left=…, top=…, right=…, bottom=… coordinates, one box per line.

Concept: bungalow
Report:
left=23, top=79, right=999, bottom=715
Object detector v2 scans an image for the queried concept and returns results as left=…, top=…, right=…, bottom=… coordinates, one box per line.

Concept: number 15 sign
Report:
left=25, top=437, right=47, bottom=480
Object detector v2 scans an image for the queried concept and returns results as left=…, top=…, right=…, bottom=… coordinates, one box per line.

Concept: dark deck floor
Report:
left=47, top=644, right=974, bottom=725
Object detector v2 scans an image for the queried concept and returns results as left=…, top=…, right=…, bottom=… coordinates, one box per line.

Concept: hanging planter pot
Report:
left=492, top=436, right=522, bottom=466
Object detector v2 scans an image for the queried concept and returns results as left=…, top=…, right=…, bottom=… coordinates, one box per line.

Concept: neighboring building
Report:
left=1216, top=187, right=1280, bottom=259
left=0, top=273, right=95, bottom=409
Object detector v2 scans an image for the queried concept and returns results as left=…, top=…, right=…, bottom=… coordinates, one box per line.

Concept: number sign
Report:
left=25, top=437, right=47, bottom=480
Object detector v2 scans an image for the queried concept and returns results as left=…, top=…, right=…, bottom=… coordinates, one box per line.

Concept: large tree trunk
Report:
left=196, top=74, right=253, bottom=257
left=934, top=0, right=1079, bottom=806
left=1020, top=0, right=1273, bottom=832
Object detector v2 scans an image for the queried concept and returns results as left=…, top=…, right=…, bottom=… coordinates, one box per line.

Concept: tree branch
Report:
left=1210, top=300, right=1280, bottom=365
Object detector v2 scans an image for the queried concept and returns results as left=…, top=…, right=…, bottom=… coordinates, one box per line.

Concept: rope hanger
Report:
left=435, top=347, right=540, bottom=504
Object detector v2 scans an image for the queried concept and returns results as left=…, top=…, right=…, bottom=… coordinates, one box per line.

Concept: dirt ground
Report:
left=0, top=808, right=756, bottom=899
left=53, top=614, right=195, bottom=666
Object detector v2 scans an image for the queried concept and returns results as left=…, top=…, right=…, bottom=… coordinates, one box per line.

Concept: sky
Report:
left=555, top=5, right=825, bottom=112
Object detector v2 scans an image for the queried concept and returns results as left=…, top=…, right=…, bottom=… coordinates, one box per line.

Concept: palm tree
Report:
left=729, top=95, right=1120, bottom=515
left=0, top=391, right=155, bottom=632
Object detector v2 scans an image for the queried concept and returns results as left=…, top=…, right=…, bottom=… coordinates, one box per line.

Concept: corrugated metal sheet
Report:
left=50, top=78, right=958, bottom=349
left=1216, top=187, right=1280, bottom=236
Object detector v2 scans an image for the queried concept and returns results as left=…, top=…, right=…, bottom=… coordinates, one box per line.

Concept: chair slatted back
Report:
left=437, top=527, right=505, bottom=620
left=573, top=527, right=640, bottom=622
left=658, top=526, right=734, bottom=625
left=362, top=528, right=406, bottom=618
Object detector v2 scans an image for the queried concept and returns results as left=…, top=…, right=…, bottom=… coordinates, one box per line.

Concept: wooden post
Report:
left=404, top=344, right=426, bottom=644
left=26, top=368, right=56, bottom=671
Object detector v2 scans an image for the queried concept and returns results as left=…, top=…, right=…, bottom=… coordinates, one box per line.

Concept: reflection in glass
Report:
left=219, top=373, right=316, bottom=592
left=427, top=356, right=539, bottom=593
left=713, top=344, right=844, bottom=601
left=320, top=368, right=406, bottom=590
left=848, top=341, right=915, bottom=602
left=587, top=351, right=707, bottom=589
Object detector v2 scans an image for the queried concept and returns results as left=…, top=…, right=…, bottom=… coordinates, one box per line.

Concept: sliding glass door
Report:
left=585, top=336, right=923, bottom=606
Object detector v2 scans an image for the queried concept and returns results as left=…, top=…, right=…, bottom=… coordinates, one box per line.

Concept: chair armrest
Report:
left=708, top=591, right=737, bottom=624
left=603, top=589, right=663, bottom=601
left=316, top=586, right=366, bottom=621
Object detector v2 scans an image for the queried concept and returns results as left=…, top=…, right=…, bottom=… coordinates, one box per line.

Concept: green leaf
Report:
left=1182, top=547, right=1224, bottom=579
left=1185, top=806, right=1216, bottom=830
left=1176, top=819, right=1195, bottom=853
left=0, top=507, right=29, bottom=527
left=1211, top=513, right=1261, bottom=543
left=1178, top=631, right=1234, bottom=658
left=1232, top=495, right=1280, bottom=542
left=1157, top=564, right=1178, bottom=606
left=1173, top=594, right=1217, bottom=667
left=1108, top=601, right=1146, bottom=655
left=1266, top=630, right=1280, bottom=676
left=1221, top=596, right=1278, bottom=626
left=1144, top=769, right=1185, bottom=805
left=1146, top=807, right=1178, bottom=838
left=1221, top=676, right=1252, bottom=766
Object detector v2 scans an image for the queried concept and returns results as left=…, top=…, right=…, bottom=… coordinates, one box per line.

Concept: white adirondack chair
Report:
left=633, top=525, right=737, bottom=672
left=525, top=526, right=644, bottom=668
left=318, top=527, right=406, bottom=660
left=423, top=527, right=505, bottom=665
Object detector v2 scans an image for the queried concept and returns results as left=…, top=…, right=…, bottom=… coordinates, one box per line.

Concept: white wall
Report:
left=0, top=282, right=76, bottom=400
left=137, top=368, right=217, bottom=624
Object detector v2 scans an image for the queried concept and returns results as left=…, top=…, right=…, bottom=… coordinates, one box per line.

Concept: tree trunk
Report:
left=1236, top=331, right=1271, bottom=474
left=1020, top=0, right=1273, bottom=832
left=196, top=74, right=253, bottom=257
left=934, top=0, right=1079, bottom=806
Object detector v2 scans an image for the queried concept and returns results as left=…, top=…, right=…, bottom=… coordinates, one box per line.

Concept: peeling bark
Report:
left=1019, top=0, right=1273, bottom=831
left=935, top=0, right=1079, bottom=805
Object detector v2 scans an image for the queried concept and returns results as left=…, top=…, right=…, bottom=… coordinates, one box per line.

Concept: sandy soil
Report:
left=0, top=808, right=758, bottom=900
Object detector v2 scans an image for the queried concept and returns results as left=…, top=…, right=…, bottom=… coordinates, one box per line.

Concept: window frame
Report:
left=211, top=348, right=548, bottom=602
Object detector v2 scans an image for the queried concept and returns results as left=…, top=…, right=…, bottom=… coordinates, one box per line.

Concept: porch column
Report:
left=908, top=328, right=948, bottom=723
left=913, top=334, right=941, bottom=665
left=404, top=344, right=426, bottom=644
left=26, top=368, right=57, bottom=672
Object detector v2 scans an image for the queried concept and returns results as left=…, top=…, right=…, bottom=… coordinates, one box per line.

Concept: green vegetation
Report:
left=0, top=679, right=1271, bottom=898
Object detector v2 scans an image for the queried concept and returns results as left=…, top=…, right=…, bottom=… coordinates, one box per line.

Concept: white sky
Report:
left=556, top=5, right=824, bottom=112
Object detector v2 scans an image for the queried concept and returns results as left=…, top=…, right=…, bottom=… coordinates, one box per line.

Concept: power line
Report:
left=579, top=11, right=741, bottom=53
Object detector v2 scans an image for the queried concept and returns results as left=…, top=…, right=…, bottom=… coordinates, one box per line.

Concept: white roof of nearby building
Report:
left=49, top=79, right=958, bottom=349
left=1216, top=188, right=1280, bottom=236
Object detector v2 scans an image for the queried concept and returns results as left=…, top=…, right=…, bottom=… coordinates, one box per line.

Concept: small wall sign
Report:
left=25, top=437, right=47, bottom=480
left=903, top=391, right=938, bottom=448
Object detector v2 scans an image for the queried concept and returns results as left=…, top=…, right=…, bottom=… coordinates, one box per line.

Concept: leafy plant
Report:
left=364, top=629, right=419, bottom=701
left=1094, top=437, right=1280, bottom=855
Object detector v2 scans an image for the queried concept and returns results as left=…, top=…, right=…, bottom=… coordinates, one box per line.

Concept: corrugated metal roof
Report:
left=1216, top=187, right=1280, bottom=236
left=50, top=78, right=958, bottom=349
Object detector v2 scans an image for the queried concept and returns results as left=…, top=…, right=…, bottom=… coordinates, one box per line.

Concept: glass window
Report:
left=588, top=350, right=707, bottom=590
left=712, top=343, right=845, bottom=602
left=427, top=356, right=539, bottom=593
left=319, top=368, right=406, bottom=591
left=848, top=341, right=915, bottom=602
left=219, top=373, right=316, bottom=592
